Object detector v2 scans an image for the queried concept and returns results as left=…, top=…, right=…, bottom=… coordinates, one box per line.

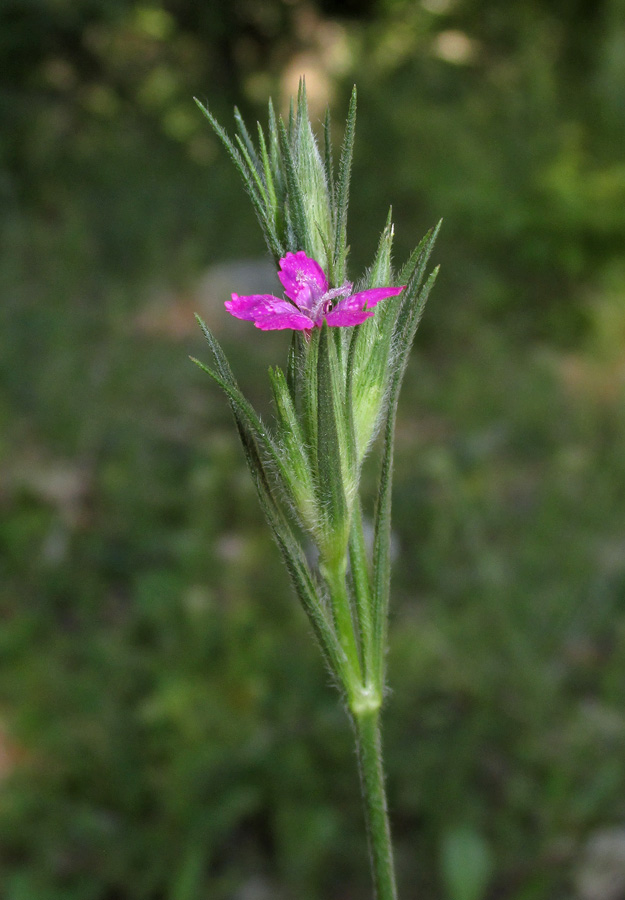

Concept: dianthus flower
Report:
left=226, top=251, right=405, bottom=331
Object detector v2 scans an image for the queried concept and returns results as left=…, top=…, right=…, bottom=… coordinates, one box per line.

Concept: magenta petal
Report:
left=228, top=262, right=403, bottom=331
left=253, top=313, right=314, bottom=331
left=278, top=251, right=328, bottom=312
left=226, top=294, right=313, bottom=330
left=325, top=307, right=374, bottom=327
left=348, top=285, right=405, bottom=310
left=225, top=293, right=281, bottom=320
left=328, top=294, right=371, bottom=314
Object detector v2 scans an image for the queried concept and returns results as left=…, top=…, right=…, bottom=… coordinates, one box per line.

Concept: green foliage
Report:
left=195, top=81, right=354, bottom=277
left=341, top=0, right=625, bottom=342
left=440, top=825, right=493, bottom=900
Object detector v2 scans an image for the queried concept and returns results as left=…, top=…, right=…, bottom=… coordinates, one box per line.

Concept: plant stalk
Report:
left=353, top=707, right=398, bottom=900
left=322, top=560, right=363, bottom=685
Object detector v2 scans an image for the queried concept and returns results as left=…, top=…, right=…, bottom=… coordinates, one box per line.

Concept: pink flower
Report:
left=225, top=251, right=405, bottom=331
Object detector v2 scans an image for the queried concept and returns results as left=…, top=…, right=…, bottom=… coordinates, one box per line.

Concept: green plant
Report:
left=193, top=81, right=439, bottom=899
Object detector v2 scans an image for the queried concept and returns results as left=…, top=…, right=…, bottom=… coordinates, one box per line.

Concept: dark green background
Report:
left=2, top=1, right=625, bottom=898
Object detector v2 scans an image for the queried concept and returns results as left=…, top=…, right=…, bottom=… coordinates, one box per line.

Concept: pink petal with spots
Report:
left=225, top=293, right=282, bottom=320
left=278, top=251, right=328, bottom=313
left=253, top=312, right=314, bottom=331
left=226, top=294, right=313, bottom=330
left=325, top=307, right=375, bottom=327
left=329, top=294, right=372, bottom=314
left=349, top=285, right=405, bottom=310
left=226, top=294, right=283, bottom=318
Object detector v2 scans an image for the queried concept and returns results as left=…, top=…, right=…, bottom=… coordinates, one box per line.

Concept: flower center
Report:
left=310, top=282, right=353, bottom=321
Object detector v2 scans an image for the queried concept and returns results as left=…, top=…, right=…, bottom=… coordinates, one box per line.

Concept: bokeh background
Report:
left=2, top=1, right=625, bottom=898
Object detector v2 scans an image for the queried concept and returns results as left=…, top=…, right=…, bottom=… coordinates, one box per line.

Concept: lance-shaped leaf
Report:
left=302, top=329, right=319, bottom=475
left=194, top=98, right=284, bottom=260
left=236, top=418, right=351, bottom=687
left=256, top=122, right=278, bottom=219
left=268, top=365, right=317, bottom=532
left=323, top=106, right=336, bottom=215
left=316, top=323, right=354, bottom=564
left=267, top=98, right=284, bottom=201
left=348, top=210, right=399, bottom=462
left=292, top=82, right=333, bottom=271
left=241, top=425, right=350, bottom=687
left=348, top=495, right=375, bottom=681
left=192, top=318, right=311, bottom=519
left=192, top=322, right=350, bottom=685
left=278, top=117, right=309, bottom=253
left=370, top=234, right=441, bottom=687
left=234, top=106, right=262, bottom=177
left=192, top=319, right=282, bottom=467
left=285, top=330, right=304, bottom=405
left=397, top=219, right=442, bottom=290
left=334, top=85, right=357, bottom=284
left=235, top=133, right=270, bottom=209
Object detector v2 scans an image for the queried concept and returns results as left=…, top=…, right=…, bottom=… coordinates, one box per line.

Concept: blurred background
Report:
left=2, top=0, right=625, bottom=898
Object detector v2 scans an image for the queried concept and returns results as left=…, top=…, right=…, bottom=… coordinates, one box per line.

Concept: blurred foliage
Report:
left=1, top=1, right=625, bottom=899
left=350, top=0, right=625, bottom=342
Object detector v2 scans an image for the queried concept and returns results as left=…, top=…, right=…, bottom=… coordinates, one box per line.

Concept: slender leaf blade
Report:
left=324, top=106, right=336, bottom=217
left=334, top=85, right=357, bottom=284
left=234, top=106, right=262, bottom=176
left=191, top=344, right=347, bottom=684
left=371, top=266, right=439, bottom=686
left=278, top=116, right=309, bottom=251
left=397, top=219, right=442, bottom=288
left=194, top=98, right=283, bottom=259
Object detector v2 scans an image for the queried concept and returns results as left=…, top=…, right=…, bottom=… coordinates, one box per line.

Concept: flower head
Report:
left=226, top=251, right=405, bottom=331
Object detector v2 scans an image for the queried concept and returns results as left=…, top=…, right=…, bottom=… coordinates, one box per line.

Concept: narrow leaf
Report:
left=236, top=417, right=348, bottom=685
left=278, top=117, right=309, bottom=251
left=235, top=134, right=269, bottom=207
left=257, top=121, right=278, bottom=213
left=348, top=495, right=375, bottom=681
left=268, top=365, right=316, bottom=529
left=194, top=98, right=283, bottom=259
left=189, top=356, right=291, bottom=491
left=368, top=207, right=394, bottom=287
left=397, top=219, right=442, bottom=287
left=267, top=98, right=283, bottom=193
left=323, top=106, right=336, bottom=215
left=371, top=266, right=439, bottom=686
left=317, top=323, right=350, bottom=558
left=191, top=339, right=347, bottom=684
left=391, top=266, right=440, bottom=387
left=288, top=95, right=295, bottom=140
left=234, top=106, right=262, bottom=176
left=302, top=316, right=320, bottom=468
left=345, top=323, right=361, bottom=473
left=192, top=319, right=294, bottom=496
left=334, top=85, right=357, bottom=283
left=194, top=99, right=262, bottom=208
left=296, top=77, right=308, bottom=136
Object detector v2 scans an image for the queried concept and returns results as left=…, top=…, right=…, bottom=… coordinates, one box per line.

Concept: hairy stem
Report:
left=353, top=708, right=398, bottom=900
left=322, top=560, right=363, bottom=687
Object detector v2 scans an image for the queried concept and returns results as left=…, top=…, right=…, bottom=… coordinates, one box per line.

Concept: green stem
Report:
left=349, top=496, right=375, bottom=681
left=322, top=560, right=363, bottom=686
left=353, top=708, right=398, bottom=900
